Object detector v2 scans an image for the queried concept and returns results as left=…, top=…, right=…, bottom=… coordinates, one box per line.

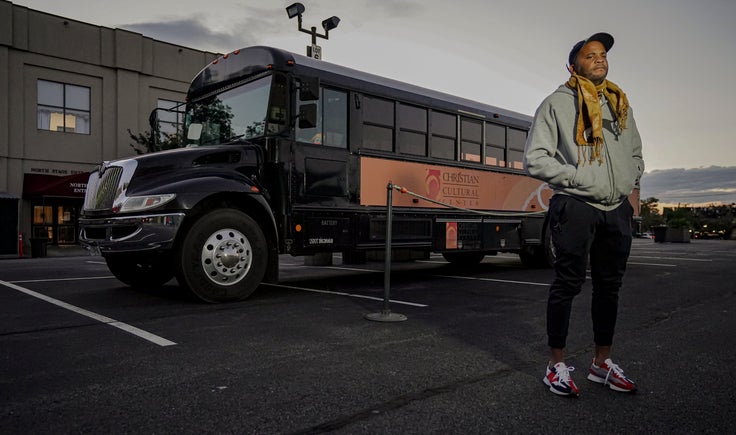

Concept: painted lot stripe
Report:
left=432, top=274, right=549, bottom=286
left=264, top=283, right=428, bottom=307
left=630, top=255, right=712, bottom=262
left=628, top=262, right=676, bottom=267
left=12, top=276, right=116, bottom=284
left=0, top=279, right=176, bottom=347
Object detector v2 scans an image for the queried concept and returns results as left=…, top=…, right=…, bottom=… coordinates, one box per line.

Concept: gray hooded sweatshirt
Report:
left=523, top=84, right=644, bottom=211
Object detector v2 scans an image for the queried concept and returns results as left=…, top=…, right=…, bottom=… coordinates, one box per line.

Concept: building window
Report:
left=37, top=80, right=90, bottom=134
left=157, top=99, right=185, bottom=140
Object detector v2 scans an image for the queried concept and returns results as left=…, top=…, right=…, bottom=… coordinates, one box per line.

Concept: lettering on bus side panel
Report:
left=300, top=217, right=351, bottom=248
left=359, top=156, right=552, bottom=212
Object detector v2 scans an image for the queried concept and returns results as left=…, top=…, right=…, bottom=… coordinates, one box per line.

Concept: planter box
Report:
left=666, top=227, right=691, bottom=243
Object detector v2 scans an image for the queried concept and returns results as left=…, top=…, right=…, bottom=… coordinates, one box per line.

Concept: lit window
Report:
left=37, top=80, right=90, bottom=134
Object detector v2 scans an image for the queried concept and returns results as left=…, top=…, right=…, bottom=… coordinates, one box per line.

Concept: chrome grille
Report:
left=84, top=166, right=123, bottom=211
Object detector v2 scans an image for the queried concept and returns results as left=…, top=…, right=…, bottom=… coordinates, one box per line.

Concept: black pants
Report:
left=546, top=195, right=633, bottom=349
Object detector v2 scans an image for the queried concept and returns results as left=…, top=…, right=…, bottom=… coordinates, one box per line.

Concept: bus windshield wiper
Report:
left=199, top=134, right=245, bottom=146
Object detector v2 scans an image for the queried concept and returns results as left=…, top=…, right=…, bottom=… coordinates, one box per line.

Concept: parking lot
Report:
left=2, top=239, right=735, bottom=434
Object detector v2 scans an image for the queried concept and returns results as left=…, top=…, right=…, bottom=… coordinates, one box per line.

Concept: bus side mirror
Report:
left=299, top=77, right=320, bottom=101
left=187, top=123, right=203, bottom=141
left=148, top=109, right=159, bottom=130
left=298, top=104, right=318, bottom=128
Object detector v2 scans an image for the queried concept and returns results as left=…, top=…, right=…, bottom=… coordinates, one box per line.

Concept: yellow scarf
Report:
left=566, top=74, right=629, bottom=165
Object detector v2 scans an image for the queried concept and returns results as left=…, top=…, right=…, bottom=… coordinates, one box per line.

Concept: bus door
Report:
left=291, top=86, right=352, bottom=251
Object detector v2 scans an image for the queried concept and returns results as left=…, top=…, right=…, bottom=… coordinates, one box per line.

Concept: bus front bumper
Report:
left=79, top=212, right=185, bottom=254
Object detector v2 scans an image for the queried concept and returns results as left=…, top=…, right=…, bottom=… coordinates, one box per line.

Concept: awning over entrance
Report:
left=23, top=172, right=90, bottom=199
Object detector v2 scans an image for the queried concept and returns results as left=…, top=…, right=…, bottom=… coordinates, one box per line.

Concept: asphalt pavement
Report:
left=1, top=239, right=735, bottom=434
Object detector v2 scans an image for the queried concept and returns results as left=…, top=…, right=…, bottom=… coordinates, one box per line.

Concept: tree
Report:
left=640, top=197, right=664, bottom=230
left=128, top=129, right=183, bottom=155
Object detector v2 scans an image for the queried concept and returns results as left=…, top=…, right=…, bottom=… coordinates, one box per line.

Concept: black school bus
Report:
left=80, top=46, right=574, bottom=302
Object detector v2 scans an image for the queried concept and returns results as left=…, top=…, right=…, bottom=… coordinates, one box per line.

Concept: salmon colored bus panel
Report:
left=359, top=156, right=552, bottom=212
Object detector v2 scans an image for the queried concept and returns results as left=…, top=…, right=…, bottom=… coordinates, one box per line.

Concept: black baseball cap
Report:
left=568, top=32, right=614, bottom=66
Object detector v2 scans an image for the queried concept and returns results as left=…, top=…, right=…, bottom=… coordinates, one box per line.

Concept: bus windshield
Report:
left=185, top=75, right=273, bottom=146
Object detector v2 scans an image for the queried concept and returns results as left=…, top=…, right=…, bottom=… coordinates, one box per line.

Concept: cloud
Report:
left=640, top=166, right=736, bottom=205
left=121, top=19, right=239, bottom=52
left=119, top=5, right=287, bottom=53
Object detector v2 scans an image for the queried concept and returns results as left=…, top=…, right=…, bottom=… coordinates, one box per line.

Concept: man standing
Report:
left=523, top=32, right=644, bottom=396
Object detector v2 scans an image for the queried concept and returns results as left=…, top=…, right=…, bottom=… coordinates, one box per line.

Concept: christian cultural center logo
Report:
left=425, top=168, right=481, bottom=207
left=425, top=169, right=442, bottom=200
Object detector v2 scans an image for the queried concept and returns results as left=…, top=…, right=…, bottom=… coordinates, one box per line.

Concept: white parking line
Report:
left=0, top=279, right=176, bottom=347
left=264, top=283, right=428, bottom=307
left=12, top=276, right=116, bottom=283
left=628, top=261, right=676, bottom=267
left=630, top=255, right=712, bottom=262
left=431, top=274, right=550, bottom=286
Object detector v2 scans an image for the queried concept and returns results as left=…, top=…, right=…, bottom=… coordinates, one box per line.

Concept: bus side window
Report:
left=322, top=88, right=347, bottom=148
left=296, top=84, right=321, bottom=144
left=398, top=103, right=427, bottom=156
left=507, top=128, right=527, bottom=170
left=429, top=110, right=456, bottom=160
left=296, top=86, right=348, bottom=148
left=485, top=122, right=506, bottom=167
left=461, top=118, right=482, bottom=163
left=362, top=95, right=394, bottom=152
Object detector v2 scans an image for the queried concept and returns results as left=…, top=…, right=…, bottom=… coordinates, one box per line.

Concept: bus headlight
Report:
left=118, top=194, right=176, bottom=212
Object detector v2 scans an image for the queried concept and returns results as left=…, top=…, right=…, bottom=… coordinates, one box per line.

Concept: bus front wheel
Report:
left=105, top=253, right=175, bottom=288
left=176, top=209, right=268, bottom=303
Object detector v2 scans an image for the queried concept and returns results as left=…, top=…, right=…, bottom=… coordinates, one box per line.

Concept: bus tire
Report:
left=105, top=253, right=175, bottom=288
left=176, top=209, right=267, bottom=303
left=441, top=251, right=486, bottom=265
left=519, top=223, right=554, bottom=268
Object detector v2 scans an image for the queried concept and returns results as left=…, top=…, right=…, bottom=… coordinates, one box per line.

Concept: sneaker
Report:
left=587, top=358, right=637, bottom=392
left=543, top=362, right=579, bottom=396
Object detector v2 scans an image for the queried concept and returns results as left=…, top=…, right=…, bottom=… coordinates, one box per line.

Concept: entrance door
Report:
left=32, top=202, right=79, bottom=244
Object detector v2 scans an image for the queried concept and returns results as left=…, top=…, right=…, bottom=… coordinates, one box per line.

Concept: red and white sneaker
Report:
left=587, top=358, right=637, bottom=392
left=543, top=362, right=579, bottom=397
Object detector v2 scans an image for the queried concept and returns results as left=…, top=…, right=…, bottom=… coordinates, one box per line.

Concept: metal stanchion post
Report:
left=365, top=182, right=407, bottom=322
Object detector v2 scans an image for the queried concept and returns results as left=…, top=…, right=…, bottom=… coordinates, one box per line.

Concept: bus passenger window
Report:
left=296, top=86, right=321, bottom=144
left=507, top=127, right=527, bottom=170
left=322, top=89, right=347, bottom=148
left=430, top=111, right=456, bottom=160
left=296, top=87, right=347, bottom=147
left=362, top=96, right=394, bottom=152
left=485, top=122, right=506, bottom=167
left=461, top=118, right=482, bottom=163
left=398, top=104, right=427, bottom=156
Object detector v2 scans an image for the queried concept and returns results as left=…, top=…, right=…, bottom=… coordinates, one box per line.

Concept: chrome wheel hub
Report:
left=201, top=228, right=252, bottom=286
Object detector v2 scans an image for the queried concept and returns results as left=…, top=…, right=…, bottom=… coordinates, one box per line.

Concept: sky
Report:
left=11, top=0, right=736, bottom=206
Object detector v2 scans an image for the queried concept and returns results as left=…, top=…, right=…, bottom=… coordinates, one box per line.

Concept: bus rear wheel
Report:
left=176, top=209, right=267, bottom=303
left=519, top=223, right=554, bottom=268
left=441, top=251, right=486, bottom=265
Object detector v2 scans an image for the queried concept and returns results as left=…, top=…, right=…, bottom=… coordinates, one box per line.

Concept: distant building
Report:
left=0, top=0, right=218, bottom=257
